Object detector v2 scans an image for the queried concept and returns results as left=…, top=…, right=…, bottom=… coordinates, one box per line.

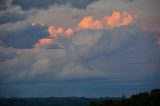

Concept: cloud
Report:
left=11, top=0, right=99, bottom=10
left=156, top=36, right=160, bottom=45
left=31, top=22, right=46, bottom=26
left=0, top=47, right=35, bottom=82
left=77, top=16, right=103, bottom=30
left=65, top=28, right=74, bottom=37
left=59, top=62, right=107, bottom=80
left=31, top=11, right=134, bottom=49
left=0, top=23, right=160, bottom=98
left=0, top=21, right=48, bottom=49
left=0, top=0, right=9, bottom=10
left=0, top=6, right=158, bottom=82
left=47, top=26, right=58, bottom=37
left=77, top=11, right=134, bottom=30
left=30, top=11, right=133, bottom=53
left=69, top=0, right=99, bottom=9
left=0, top=12, right=28, bottom=24
left=104, top=11, right=134, bottom=28
left=0, top=46, right=16, bottom=62
left=34, top=38, right=54, bottom=48
left=47, top=26, right=74, bottom=38
left=0, top=0, right=160, bottom=98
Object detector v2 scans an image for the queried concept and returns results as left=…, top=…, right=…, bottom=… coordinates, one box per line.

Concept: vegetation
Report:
left=89, top=89, right=160, bottom=106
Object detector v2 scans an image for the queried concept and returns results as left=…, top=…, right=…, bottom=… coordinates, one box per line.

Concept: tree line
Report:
left=89, top=89, right=160, bottom=106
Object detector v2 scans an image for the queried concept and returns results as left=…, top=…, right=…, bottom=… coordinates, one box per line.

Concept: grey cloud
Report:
left=0, top=24, right=160, bottom=87
left=0, top=12, right=28, bottom=24
left=0, top=21, right=48, bottom=49
left=0, top=24, right=160, bottom=98
left=72, top=25, right=147, bottom=60
left=11, top=0, right=99, bottom=10
left=0, top=48, right=36, bottom=83
left=68, top=25, right=160, bottom=80
left=0, top=52, right=16, bottom=62
left=0, top=0, right=8, bottom=10
left=69, top=0, right=99, bottom=9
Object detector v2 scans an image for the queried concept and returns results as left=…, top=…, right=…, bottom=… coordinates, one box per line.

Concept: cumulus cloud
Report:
left=65, top=28, right=74, bottom=37
left=0, top=0, right=160, bottom=98
left=104, top=11, right=134, bottom=28
left=47, top=26, right=74, bottom=38
left=0, top=22, right=160, bottom=99
left=77, top=16, right=103, bottom=30
left=77, top=11, right=134, bottom=30
left=0, top=8, right=158, bottom=83
left=31, top=11, right=134, bottom=49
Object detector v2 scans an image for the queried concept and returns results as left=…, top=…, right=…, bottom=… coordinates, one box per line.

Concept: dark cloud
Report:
left=0, top=0, right=8, bottom=10
left=0, top=13, right=28, bottom=24
left=74, top=25, right=155, bottom=60
left=0, top=22, right=49, bottom=48
left=11, top=0, right=99, bottom=10
left=69, top=0, right=99, bottom=9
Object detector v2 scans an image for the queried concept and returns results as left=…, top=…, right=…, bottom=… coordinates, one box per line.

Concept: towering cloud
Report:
left=65, top=28, right=74, bottom=37
left=47, top=26, right=73, bottom=38
left=77, top=11, right=134, bottom=30
left=47, top=26, right=57, bottom=37
left=77, top=16, right=103, bottom=30
left=104, top=11, right=134, bottom=28
left=57, top=27, right=64, bottom=34
left=32, top=11, right=134, bottom=49
left=33, top=25, right=74, bottom=48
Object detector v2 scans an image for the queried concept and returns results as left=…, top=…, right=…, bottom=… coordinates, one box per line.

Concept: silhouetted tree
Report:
left=131, top=92, right=150, bottom=106
left=88, top=88, right=160, bottom=106
left=150, top=89, right=160, bottom=106
left=89, top=101, right=99, bottom=106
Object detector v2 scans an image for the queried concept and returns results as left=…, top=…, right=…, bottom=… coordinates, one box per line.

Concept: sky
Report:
left=0, top=0, right=160, bottom=97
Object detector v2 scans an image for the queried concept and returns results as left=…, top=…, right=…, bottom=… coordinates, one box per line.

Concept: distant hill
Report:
left=0, top=89, right=159, bottom=106
left=0, top=97, right=107, bottom=106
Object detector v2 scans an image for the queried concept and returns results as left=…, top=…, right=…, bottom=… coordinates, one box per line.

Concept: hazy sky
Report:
left=0, top=0, right=160, bottom=97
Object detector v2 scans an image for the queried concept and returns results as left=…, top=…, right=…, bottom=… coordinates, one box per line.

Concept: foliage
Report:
left=89, top=89, right=160, bottom=106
